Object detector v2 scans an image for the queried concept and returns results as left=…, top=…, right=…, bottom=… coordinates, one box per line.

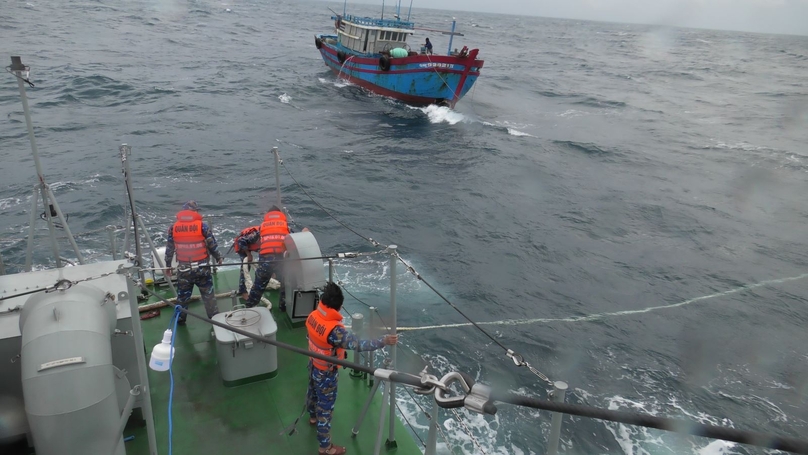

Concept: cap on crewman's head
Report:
left=182, top=200, right=199, bottom=211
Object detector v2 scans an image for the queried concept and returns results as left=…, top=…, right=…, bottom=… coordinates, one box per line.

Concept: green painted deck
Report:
left=127, top=269, right=423, bottom=455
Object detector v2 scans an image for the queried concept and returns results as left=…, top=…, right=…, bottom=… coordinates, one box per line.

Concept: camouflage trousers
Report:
left=307, top=364, right=339, bottom=449
left=246, top=255, right=284, bottom=308
left=237, top=254, right=251, bottom=295
left=176, top=265, right=218, bottom=321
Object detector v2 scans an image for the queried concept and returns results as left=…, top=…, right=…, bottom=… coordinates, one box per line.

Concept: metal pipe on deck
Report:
left=387, top=245, right=398, bottom=445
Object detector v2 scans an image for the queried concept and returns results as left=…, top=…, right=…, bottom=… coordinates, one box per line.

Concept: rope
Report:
left=394, top=400, right=426, bottom=448
left=0, top=270, right=118, bottom=302
left=423, top=54, right=453, bottom=98
left=394, top=272, right=808, bottom=331
left=280, top=160, right=385, bottom=249
left=5, top=67, right=35, bottom=87
left=241, top=260, right=272, bottom=309
left=394, top=252, right=552, bottom=385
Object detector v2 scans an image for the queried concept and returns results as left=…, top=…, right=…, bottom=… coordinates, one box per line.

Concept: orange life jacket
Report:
left=173, top=210, right=208, bottom=262
left=259, top=211, right=289, bottom=255
left=306, top=302, right=346, bottom=371
left=233, top=225, right=260, bottom=253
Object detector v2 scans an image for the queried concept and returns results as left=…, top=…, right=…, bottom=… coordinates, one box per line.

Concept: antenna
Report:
left=7, top=56, right=84, bottom=270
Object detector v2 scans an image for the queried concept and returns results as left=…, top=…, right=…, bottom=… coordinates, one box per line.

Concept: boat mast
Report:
left=381, top=0, right=384, bottom=20
left=406, top=0, right=413, bottom=21
left=447, top=19, right=457, bottom=55
left=8, top=56, right=85, bottom=270
left=343, top=0, right=347, bottom=16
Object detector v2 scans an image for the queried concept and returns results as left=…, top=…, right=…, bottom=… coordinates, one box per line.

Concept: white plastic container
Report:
left=212, top=307, right=278, bottom=386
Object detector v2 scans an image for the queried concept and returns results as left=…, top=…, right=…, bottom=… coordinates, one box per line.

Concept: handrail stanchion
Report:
left=350, top=313, right=364, bottom=378
left=368, top=306, right=376, bottom=387
left=120, top=144, right=144, bottom=283
left=107, top=225, right=117, bottom=260
left=547, top=381, right=568, bottom=455
left=373, top=381, right=390, bottom=455
left=351, top=378, right=382, bottom=436
left=328, top=259, right=334, bottom=283
left=425, top=395, right=439, bottom=455
left=0, top=250, right=5, bottom=276
left=24, top=186, right=38, bottom=271
left=122, top=204, right=131, bottom=258
left=272, top=147, right=282, bottom=209
left=386, top=245, right=398, bottom=447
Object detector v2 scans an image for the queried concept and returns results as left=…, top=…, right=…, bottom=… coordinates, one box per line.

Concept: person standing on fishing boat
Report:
left=164, top=200, right=223, bottom=324
left=423, top=37, right=433, bottom=54
left=306, top=283, right=398, bottom=455
left=233, top=225, right=260, bottom=300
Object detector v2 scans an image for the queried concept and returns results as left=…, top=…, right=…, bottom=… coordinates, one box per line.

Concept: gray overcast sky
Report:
left=356, top=0, right=808, bottom=36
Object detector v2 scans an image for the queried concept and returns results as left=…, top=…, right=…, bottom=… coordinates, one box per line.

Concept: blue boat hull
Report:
left=316, top=35, right=483, bottom=107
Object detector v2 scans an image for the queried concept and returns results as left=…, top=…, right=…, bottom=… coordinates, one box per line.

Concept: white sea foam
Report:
left=0, top=197, right=22, bottom=211
left=507, top=128, right=534, bottom=137
left=278, top=93, right=291, bottom=104
left=420, top=104, right=466, bottom=125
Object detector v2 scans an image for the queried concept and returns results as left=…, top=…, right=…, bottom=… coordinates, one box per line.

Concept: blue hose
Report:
left=167, top=306, right=181, bottom=455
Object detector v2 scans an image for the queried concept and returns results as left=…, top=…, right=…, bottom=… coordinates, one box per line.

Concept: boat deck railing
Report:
left=343, top=14, right=414, bottom=30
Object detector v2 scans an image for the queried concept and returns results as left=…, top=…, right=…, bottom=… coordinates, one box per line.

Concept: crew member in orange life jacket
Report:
left=244, top=206, right=293, bottom=309
left=306, top=282, right=397, bottom=455
left=164, top=200, right=223, bottom=324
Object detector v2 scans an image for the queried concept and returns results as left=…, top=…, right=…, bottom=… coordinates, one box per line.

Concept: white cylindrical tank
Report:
left=19, top=283, right=125, bottom=455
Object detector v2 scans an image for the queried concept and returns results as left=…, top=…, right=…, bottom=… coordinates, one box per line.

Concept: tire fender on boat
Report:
left=379, top=55, right=391, bottom=71
left=315, top=37, right=322, bottom=49
left=337, top=51, right=347, bottom=64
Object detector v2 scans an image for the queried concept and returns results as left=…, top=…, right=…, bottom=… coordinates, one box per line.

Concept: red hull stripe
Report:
left=320, top=47, right=483, bottom=76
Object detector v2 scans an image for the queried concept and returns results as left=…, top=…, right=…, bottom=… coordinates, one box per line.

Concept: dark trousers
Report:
left=175, top=265, right=218, bottom=321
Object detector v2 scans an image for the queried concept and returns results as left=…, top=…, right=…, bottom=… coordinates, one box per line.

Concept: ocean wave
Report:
left=571, top=97, right=627, bottom=109
left=553, top=140, right=622, bottom=158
